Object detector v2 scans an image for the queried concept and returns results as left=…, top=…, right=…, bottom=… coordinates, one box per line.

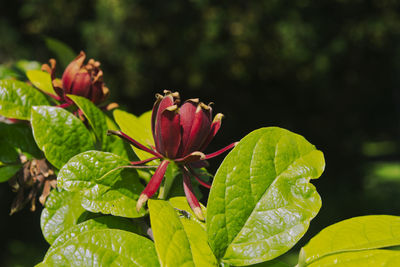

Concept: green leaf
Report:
left=0, top=122, right=42, bottom=159
left=0, top=164, right=21, bottom=183
left=26, top=70, right=57, bottom=96
left=58, top=151, right=145, bottom=218
left=31, top=106, right=95, bottom=169
left=41, top=229, right=160, bottom=267
left=113, top=109, right=155, bottom=161
left=149, top=199, right=218, bottom=267
left=44, top=37, right=76, bottom=69
left=67, top=95, right=133, bottom=160
left=67, top=95, right=107, bottom=148
left=0, top=80, right=50, bottom=120
left=40, top=189, right=87, bottom=244
left=306, top=249, right=400, bottom=267
left=48, top=216, right=143, bottom=254
left=0, top=140, right=19, bottom=163
left=298, top=215, right=400, bottom=266
left=207, top=127, right=325, bottom=266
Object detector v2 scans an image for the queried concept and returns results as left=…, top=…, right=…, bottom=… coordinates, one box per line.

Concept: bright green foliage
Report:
left=306, top=249, right=400, bottom=267
left=113, top=109, right=155, bottom=161
left=67, top=95, right=131, bottom=159
left=0, top=164, right=21, bottom=183
left=26, top=70, right=57, bottom=96
left=39, top=229, right=160, bottom=267
left=48, top=216, right=142, bottom=254
left=30, top=106, right=95, bottom=169
left=299, top=215, right=400, bottom=266
left=40, top=190, right=87, bottom=244
left=0, top=80, right=50, bottom=120
left=58, top=151, right=145, bottom=218
left=149, top=199, right=218, bottom=267
left=207, top=127, right=325, bottom=266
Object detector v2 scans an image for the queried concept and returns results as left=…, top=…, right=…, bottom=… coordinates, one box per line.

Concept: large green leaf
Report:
left=31, top=106, right=95, bottom=169
left=40, top=229, right=159, bottom=267
left=298, top=215, right=400, bottom=266
left=67, top=95, right=107, bottom=148
left=48, top=216, right=142, bottom=254
left=40, top=189, right=87, bottom=244
left=0, top=164, right=21, bottom=183
left=0, top=79, right=50, bottom=120
left=306, top=249, right=400, bottom=267
left=26, top=70, right=57, bottom=96
left=58, top=151, right=145, bottom=218
left=149, top=199, right=218, bottom=267
left=113, top=109, right=155, bottom=161
left=207, top=127, right=325, bottom=266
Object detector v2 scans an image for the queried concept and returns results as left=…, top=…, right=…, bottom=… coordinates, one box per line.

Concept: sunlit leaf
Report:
left=58, top=151, right=145, bottom=218
left=149, top=199, right=218, bottom=266
left=0, top=80, right=50, bottom=120
left=207, top=127, right=325, bottom=266
left=26, top=70, right=57, bottom=96
left=31, top=106, right=95, bottom=169
left=298, top=215, right=400, bottom=266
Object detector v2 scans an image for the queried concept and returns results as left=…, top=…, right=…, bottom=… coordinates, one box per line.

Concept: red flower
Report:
left=108, top=91, right=237, bottom=220
left=42, top=51, right=109, bottom=106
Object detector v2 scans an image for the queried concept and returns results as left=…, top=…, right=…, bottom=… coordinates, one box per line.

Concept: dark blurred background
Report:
left=1, top=0, right=400, bottom=265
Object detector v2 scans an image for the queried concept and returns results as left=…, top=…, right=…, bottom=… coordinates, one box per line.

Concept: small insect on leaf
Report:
left=174, top=208, right=191, bottom=219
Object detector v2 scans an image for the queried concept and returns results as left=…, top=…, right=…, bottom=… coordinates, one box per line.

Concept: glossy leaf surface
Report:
left=149, top=199, right=218, bottom=267
left=307, top=249, right=400, bottom=267
left=48, top=216, right=142, bottom=254
left=40, top=189, right=87, bottom=244
left=26, top=70, right=57, bottom=95
left=299, top=215, right=400, bottom=266
left=58, top=151, right=145, bottom=218
left=31, top=106, right=94, bottom=169
left=207, top=127, right=325, bottom=266
left=40, top=229, right=159, bottom=267
left=0, top=79, right=50, bottom=120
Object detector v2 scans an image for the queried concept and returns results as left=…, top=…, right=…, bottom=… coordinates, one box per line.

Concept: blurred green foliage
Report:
left=1, top=0, right=400, bottom=266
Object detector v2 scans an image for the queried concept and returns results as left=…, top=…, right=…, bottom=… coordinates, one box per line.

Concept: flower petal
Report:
left=70, top=71, right=91, bottom=97
left=177, top=99, right=198, bottom=156
left=136, top=160, right=170, bottom=211
left=181, top=103, right=212, bottom=155
left=182, top=168, right=204, bottom=221
left=154, top=94, right=175, bottom=153
left=174, top=151, right=205, bottom=164
left=200, top=113, right=224, bottom=151
left=159, top=106, right=181, bottom=158
left=62, top=51, right=86, bottom=91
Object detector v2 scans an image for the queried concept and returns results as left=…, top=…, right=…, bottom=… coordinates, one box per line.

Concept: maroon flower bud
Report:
left=42, top=51, right=110, bottom=106
left=108, top=90, right=237, bottom=220
left=61, top=52, right=109, bottom=105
